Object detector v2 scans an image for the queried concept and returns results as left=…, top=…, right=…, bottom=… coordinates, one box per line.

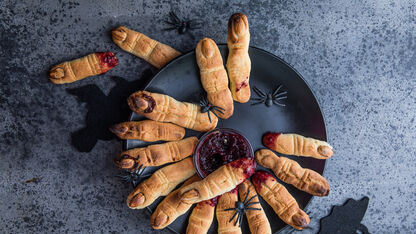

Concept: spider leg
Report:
left=213, top=105, right=225, bottom=111
left=272, top=85, right=283, bottom=96
left=243, top=189, right=250, bottom=203
left=210, top=109, right=220, bottom=119
left=272, top=91, right=288, bottom=99
left=169, top=11, right=180, bottom=24
left=238, top=212, right=243, bottom=227
left=228, top=210, right=238, bottom=223
left=234, top=213, right=240, bottom=226
left=246, top=207, right=261, bottom=212
left=274, top=96, right=287, bottom=100
left=200, top=98, right=208, bottom=107
left=137, top=164, right=143, bottom=172
left=224, top=207, right=237, bottom=211
left=253, top=87, right=266, bottom=98
left=272, top=100, right=286, bottom=107
left=212, top=107, right=224, bottom=115
left=244, top=194, right=258, bottom=205
left=132, top=180, right=139, bottom=188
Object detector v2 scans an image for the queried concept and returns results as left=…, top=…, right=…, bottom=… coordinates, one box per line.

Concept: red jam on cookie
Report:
left=251, top=170, right=275, bottom=192
left=262, top=132, right=281, bottom=148
left=96, top=52, right=118, bottom=73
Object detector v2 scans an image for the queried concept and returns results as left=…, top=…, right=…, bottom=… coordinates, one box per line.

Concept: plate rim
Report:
left=123, top=44, right=328, bottom=234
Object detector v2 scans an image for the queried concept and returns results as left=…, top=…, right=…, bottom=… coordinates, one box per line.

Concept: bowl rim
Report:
left=193, top=127, right=255, bottom=179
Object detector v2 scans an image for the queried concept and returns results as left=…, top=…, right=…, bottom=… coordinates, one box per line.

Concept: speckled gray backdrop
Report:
left=1, top=0, right=415, bottom=233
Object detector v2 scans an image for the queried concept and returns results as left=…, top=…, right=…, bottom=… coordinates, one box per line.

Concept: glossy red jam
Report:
left=251, top=170, right=275, bottom=192
left=236, top=80, right=248, bottom=92
left=229, top=187, right=238, bottom=194
left=194, top=129, right=254, bottom=178
left=262, top=132, right=281, bottom=148
left=229, top=157, right=256, bottom=179
left=199, top=196, right=219, bottom=207
left=96, top=52, right=118, bottom=73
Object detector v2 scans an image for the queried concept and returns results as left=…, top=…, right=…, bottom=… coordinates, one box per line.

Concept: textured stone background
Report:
left=1, top=0, right=415, bottom=233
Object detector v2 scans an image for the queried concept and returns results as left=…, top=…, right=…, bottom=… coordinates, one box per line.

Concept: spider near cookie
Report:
left=47, top=8, right=334, bottom=234
left=107, top=11, right=333, bottom=234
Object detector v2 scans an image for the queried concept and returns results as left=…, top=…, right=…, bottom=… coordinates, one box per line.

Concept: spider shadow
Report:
left=66, top=69, right=154, bottom=152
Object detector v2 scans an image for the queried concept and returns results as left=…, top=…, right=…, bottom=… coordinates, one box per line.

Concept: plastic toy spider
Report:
left=251, top=85, right=287, bottom=107
left=164, top=11, right=201, bottom=35
left=200, top=95, right=225, bottom=123
left=225, top=189, right=261, bottom=227
left=117, top=165, right=143, bottom=187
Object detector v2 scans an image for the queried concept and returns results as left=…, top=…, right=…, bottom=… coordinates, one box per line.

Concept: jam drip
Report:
left=229, top=157, right=256, bottom=179
left=96, top=52, right=118, bottom=73
left=197, top=131, right=252, bottom=177
left=140, top=94, right=156, bottom=113
left=251, top=170, right=275, bottom=192
left=199, top=196, right=219, bottom=207
left=262, top=132, right=281, bottom=148
left=236, top=79, right=248, bottom=92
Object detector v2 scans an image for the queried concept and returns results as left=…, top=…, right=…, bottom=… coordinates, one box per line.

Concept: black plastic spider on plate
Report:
left=251, top=85, right=288, bottom=107
left=200, top=95, right=225, bottom=123
left=116, top=165, right=143, bottom=188
left=225, top=189, right=261, bottom=227
left=164, top=11, right=201, bottom=35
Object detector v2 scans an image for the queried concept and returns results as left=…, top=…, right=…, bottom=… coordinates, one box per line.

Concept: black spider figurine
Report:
left=200, top=95, right=225, bottom=123
left=251, top=85, right=288, bottom=107
left=116, top=165, right=143, bottom=188
left=164, top=11, right=201, bottom=35
left=225, top=189, right=261, bottom=227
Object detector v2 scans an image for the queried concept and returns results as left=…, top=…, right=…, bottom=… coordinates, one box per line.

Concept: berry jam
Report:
left=199, top=196, right=219, bottom=207
left=236, top=80, right=248, bottom=92
left=262, top=132, right=281, bottom=149
left=229, top=157, right=256, bottom=179
left=251, top=170, right=275, bottom=192
left=96, top=52, right=118, bottom=73
left=195, top=129, right=253, bottom=178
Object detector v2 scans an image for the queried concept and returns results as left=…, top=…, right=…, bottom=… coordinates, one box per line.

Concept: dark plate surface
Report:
left=125, top=45, right=327, bottom=234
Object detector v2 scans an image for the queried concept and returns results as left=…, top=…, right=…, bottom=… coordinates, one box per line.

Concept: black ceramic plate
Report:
left=125, top=45, right=327, bottom=234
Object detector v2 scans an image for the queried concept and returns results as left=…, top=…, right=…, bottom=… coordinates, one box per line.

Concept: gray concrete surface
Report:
left=1, top=0, right=416, bottom=233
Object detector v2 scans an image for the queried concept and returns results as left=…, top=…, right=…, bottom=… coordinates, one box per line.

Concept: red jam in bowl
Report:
left=194, top=128, right=254, bottom=178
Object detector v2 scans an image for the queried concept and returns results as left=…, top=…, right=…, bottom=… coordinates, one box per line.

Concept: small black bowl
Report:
left=193, top=128, right=255, bottom=179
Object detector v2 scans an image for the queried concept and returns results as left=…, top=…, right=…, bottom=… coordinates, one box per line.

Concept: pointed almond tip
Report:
left=152, top=214, right=168, bottom=229
left=292, top=213, right=310, bottom=230
left=129, top=193, right=145, bottom=207
left=318, top=145, right=334, bottom=158
left=49, top=67, right=65, bottom=79
left=128, top=95, right=147, bottom=111
left=313, top=184, right=330, bottom=197
left=119, top=158, right=135, bottom=169
left=109, top=124, right=128, bottom=135
left=112, top=26, right=127, bottom=42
